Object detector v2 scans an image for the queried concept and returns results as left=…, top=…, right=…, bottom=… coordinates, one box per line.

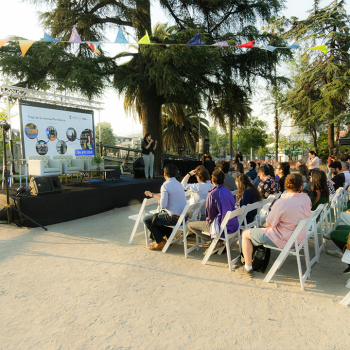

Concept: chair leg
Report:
left=295, top=248, right=305, bottom=291
left=225, top=240, right=233, bottom=271
left=202, top=239, right=218, bottom=265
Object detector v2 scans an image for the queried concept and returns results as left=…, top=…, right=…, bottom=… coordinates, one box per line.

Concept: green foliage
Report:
left=209, top=126, right=229, bottom=158
left=95, top=122, right=116, bottom=146
left=92, top=154, right=102, bottom=165
left=162, top=105, right=208, bottom=153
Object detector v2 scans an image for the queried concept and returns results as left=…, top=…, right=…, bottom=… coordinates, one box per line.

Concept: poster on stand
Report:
left=19, top=100, right=95, bottom=160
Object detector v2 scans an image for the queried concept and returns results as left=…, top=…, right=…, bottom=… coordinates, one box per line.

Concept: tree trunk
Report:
left=328, top=121, right=335, bottom=156
left=310, top=127, right=318, bottom=155
left=229, top=121, right=233, bottom=158
left=274, top=63, right=278, bottom=162
left=139, top=85, right=164, bottom=176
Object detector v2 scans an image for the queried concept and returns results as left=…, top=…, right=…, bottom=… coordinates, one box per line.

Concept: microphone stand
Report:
left=0, top=122, right=47, bottom=230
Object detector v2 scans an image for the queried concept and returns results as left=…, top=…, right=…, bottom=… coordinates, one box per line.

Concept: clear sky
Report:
left=0, top=0, right=349, bottom=136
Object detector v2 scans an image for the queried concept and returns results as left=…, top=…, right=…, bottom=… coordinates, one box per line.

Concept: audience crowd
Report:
left=143, top=150, right=350, bottom=277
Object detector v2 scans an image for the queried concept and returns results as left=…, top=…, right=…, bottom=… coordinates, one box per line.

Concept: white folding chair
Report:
left=201, top=206, right=247, bottom=271
left=231, top=190, right=238, bottom=197
left=305, top=205, right=325, bottom=267
left=128, top=197, right=159, bottom=247
left=259, top=197, right=275, bottom=226
left=240, top=202, right=263, bottom=231
left=340, top=250, right=350, bottom=306
left=161, top=200, right=205, bottom=255
left=263, top=211, right=318, bottom=291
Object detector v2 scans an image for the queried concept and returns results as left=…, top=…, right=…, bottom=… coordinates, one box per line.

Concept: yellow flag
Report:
left=137, top=31, right=154, bottom=45
left=0, top=39, right=10, bottom=49
left=310, top=44, right=328, bottom=54
left=18, top=40, right=36, bottom=57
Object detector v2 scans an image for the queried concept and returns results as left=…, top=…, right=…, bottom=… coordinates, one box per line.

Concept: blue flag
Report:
left=187, top=33, right=202, bottom=45
left=115, top=27, right=129, bottom=44
left=44, top=33, right=59, bottom=42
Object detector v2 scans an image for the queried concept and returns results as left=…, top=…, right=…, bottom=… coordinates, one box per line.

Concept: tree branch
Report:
left=93, top=17, right=133, bottom=27
left=112, top=52, right=138, bottom=60
left=160, top=1, right=186, bottom=30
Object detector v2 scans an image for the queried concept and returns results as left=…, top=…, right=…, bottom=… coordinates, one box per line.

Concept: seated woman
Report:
left=257, top=165, right=280, bottom=199
left=299, top=164, right=310, bottom=192
left=236, top=174, right=262, bottom=224
left=181, top=165, right=213, bottom=217
left=275, top=162, right=290, bottom=192
left=308, top=169, right=329, bottom=211
left=233, top=162, right=244, bottom=179
left=187, top=169, right=238, bottom=245
left=240, top=173, right=312, bottom=277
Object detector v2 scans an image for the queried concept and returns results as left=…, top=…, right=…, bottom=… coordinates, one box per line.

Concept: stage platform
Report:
left=0, top=175, right=164, bottom=227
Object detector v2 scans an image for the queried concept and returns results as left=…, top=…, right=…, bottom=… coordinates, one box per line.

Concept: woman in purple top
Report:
left=187, top=169, right=238, bottom=242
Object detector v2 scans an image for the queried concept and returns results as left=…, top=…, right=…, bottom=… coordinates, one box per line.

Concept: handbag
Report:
left=210, top=189, right=221, bottom=239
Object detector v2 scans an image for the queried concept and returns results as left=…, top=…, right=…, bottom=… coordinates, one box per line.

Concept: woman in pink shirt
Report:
left=239, top=173, right=312, bottom=278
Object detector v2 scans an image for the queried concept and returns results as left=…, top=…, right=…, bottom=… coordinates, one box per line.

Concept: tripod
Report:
left=0, top=122, right=47, bottom=230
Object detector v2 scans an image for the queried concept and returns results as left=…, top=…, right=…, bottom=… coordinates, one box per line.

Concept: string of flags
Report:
left=0, top=25, right=331, bottom=57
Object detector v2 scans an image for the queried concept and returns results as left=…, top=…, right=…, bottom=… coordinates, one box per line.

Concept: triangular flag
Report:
left=236, top=40, right=255, bottom=48
left=0, top=39, right=10, bottom=49
left=69, top=25, right=83, bottom=43
left=44, top=33, right=60, bottom=42
left=285, top=45, right=299, bottom=49
left=212, top=41, right=229, bottom=47
left=18, top=40, right=36, bottom=57
left=187, top=33, right=202, bottom=45
left=310, top=44, right=327, bottom=54
left=260, top=45, right=277, bottom=52
left=86, top=42, right=100, bottom=55
left=137, top=31, right=153, bottom=45
left=115, top=27, right=129, bottom=44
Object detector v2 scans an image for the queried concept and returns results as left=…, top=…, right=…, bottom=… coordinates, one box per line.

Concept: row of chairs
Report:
left=128, top=187, right=350, bottom=299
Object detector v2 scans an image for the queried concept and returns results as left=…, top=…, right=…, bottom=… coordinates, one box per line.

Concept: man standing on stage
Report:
left=143, top=164, right=187, bottom=251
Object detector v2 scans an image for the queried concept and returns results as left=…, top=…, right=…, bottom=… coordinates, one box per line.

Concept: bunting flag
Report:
left=86, top=42, right=100, bottom=55
left=260, top=45, right=277, bottom=52
left=69, top=25, right=83, bottom=44
left=310, top=44, right=328, bottom=54
left=115, top=27, right=129, bottom=44
left=18, top=40, right=36, bottom=56
left=212, top=41, right=229, bottom=47
left=236, top=40, right=255, bottom=48
left=137, top=31, right=153, bottom=45
left=44, top=33, right=60, bottom=42
left=187, top=33, right=202, bottom=45
left=0, top=39, right=10, bottom=49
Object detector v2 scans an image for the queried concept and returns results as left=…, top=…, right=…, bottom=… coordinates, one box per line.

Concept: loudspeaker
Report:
left=199, top=138, right=210, bottom=154
left=29, top=176, right=62, bottom=196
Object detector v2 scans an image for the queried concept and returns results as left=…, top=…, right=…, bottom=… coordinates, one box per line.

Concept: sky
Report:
left=0, top=0, right=349, bottom=136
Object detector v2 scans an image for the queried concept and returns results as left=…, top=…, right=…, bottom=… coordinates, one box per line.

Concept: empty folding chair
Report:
left=201, top=206, right=246, bottom=271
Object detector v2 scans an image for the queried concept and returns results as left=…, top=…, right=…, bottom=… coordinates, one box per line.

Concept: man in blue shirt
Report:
left=246, top=161, right=257, bottom=181
left=143, top=164, right=187, bottom=251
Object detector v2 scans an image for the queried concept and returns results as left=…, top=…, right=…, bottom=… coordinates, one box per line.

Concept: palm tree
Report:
left=162, top=104, right=209, bottom=154
left=209, top=85, right=252, bottom=157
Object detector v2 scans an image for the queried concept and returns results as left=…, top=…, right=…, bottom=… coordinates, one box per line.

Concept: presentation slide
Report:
left=19, top=100, right=95, bottom=160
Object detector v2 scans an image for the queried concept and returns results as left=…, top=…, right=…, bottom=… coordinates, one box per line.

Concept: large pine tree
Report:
left=279, top=0, right=350, bottom=156
left=0, top=0, right=287, bottom=173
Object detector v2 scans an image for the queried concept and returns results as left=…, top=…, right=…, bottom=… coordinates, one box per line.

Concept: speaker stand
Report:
left=0, top=122, right=47, bottom=231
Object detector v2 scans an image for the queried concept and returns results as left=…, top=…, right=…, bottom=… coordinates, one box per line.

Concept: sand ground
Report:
left=1, top=203, right=350, bottom=350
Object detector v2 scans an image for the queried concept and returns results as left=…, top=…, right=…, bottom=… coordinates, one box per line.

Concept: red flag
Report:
left=236, top=40, right=255, bottom=48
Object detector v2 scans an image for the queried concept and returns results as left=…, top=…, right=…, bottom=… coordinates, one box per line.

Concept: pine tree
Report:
left=0, top=0, right=287, bottom=174
left=278, top=0, right=350, bottom=156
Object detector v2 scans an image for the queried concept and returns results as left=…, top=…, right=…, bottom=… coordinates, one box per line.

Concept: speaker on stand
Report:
left=198, top=138, right=210, bottom=154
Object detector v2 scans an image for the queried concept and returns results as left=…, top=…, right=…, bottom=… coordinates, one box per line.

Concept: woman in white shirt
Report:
left=306, top=151, right=320, bottom=170
left=181, top=165, right=213, bottom=216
